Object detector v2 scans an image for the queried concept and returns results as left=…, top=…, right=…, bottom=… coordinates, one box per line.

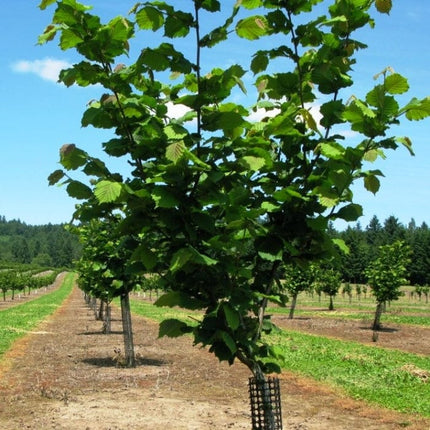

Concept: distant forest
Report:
left=0, top=214, right=429, bottom=285
left=332, top=215, right=430, bottom=286
left=0, top=216, right=81, bottom=268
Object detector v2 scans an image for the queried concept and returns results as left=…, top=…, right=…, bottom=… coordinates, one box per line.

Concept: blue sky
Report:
left=1, top=1, right=429, bottom=229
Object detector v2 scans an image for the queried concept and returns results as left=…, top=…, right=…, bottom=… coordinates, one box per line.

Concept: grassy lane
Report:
left=130, top=298, right=430, bottom=418
left=268, top=329, right=430, bottom=417
left=0, top=272, right=76, bottom=358
left=268, top=307, right=430, bottom=327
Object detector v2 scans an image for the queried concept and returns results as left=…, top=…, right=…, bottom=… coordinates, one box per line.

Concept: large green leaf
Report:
left=170, top=246, right=218, bottom=272
left=131, top=245, right=158, bottom=271
left=384, top=73, right=409, bottom=95
left=66, top=181, right=92, bottom=200
left=94, top=180, right=122, bottom=203
left=152, top=186, right=180, bottom=208
left=403, top=97, right=430, bottom=121
left=166, top=141, right=186, bottom=163
left=60, top=144, right=88, bottom=170
left=217, top=330, right=237, bottom=354
left=135, top=6, right=164, bottom=31
left=241, top=156, right=266, bottom=171
left=221, top=303, right=240, bottom=330
left=159, top=319, right=193, bottom=337
left=236, top=16, right=269, bottom=40
left=335, top=204, right=363, bottom=222
left=155, top=291, right=205, bottom=310
left=364, top=174, right=380, bottom=194
left=48, top=169, right=65, bottom=186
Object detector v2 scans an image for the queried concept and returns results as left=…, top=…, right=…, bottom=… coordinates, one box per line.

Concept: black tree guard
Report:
left=249, top=376, right=283, bottom=429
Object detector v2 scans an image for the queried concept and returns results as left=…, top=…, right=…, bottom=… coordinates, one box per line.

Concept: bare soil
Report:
left=0, top=282, right=429, bottom=430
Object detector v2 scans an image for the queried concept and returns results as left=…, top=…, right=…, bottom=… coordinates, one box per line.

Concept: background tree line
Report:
left=1, top=213, right=428, bottom=284
left=332, top=215, right=430, bottom=286
left=0, top=215, right=81, bottom=268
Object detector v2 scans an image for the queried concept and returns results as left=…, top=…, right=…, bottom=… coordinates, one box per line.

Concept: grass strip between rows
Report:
left=268, top=306, right=430, bottom=327
left=130, top=298, right=430, bottom=417
left=0, top=272, right=76, bottom=358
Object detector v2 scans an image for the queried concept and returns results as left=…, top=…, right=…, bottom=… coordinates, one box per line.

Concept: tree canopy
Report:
left=40, top=0, right=430, bottom=379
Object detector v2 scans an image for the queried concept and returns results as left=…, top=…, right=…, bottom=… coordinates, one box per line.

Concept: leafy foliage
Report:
left=40, top=0, right=430, bottom=377
left=366, top=241, right=411, bottom=304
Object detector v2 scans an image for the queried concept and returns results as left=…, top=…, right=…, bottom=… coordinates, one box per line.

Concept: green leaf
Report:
left=169, top=248, right=193, bottom=272
left=256, top=236, right=283, bottom=262
left=66, top=181, right=92, bottom=200
left=38, top=24, right=59, bottom=45
left=332, top=238, right=349, bottom=255
left=251, top=51, right=269, bottom=74
left=152, top=186, right=180, bottom=208
left=241, top=156, right=266, bottom=171
left=236, top=16, right=269, bottom=40
left=159, top=319, right=192, bottom=337
left=166, top=141, right=186, bottom=163
left=135, top=6, right=164, bottom=31
left=60, top=28, right=84, bottom=50
left=169, top=246, right=218, bottom=273
left=164, top=12, right=193, bottom=38
left=48, top=169, right=65, bottom=186
left=364, top=175, right=380, bottom=194
left=60, top=144, right=88, bottom=170
left=335, top=204, right=363, bottom=222
left=94, top=180, right=123, bottom=203
left=217, top=330, right=237, bottom=354
left=384, top=73, right=409, bottom=95
left=403, top=97, right=430, bottom=121
left=155, top=291, right=205, bottom=310
left=396, top=136, right=414, bottom=156
left=318, top=142, right=345, bottom=160
left=222, top=303, right=240, bottom=330
left=38, top=0, right=56, bottom=10
left=131, top=245, right=158, bottom=271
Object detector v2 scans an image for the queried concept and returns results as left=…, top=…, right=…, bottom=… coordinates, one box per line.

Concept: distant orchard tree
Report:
left=365, top=241, right=410, bottom=330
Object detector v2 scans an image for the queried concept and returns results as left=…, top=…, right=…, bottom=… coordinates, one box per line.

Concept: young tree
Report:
left=283, top=264, right=314, bottom=319
left=314, top=265, right=342, bottom=311
left=74, top=217, right=139, bottom=366
left=40, top=0, right=430, bottom=426
left=365, top=241, right=411, bottom=330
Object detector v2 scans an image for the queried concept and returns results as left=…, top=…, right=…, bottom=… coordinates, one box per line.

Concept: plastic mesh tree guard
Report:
left=248, top=376, right=283, bottom=429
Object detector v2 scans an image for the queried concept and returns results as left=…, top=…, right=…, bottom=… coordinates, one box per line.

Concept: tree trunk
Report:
left=328, top=295, right=334, bottom=311
left=288, top=294, right=298, bottom=319
left=98, top=300, right=105, bottom=321
left=372, top=301, right=384, bottom=331
left=120, top=292, right=135, bottom=368
left=104, top=302, right=112, bottom=334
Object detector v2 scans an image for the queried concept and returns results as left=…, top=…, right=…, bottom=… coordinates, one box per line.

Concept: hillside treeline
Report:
left=0, top=214, right=429, bottom=284
left=334, top=215, right=430, bottom=286
left=0, top=216, right=81, bottom=268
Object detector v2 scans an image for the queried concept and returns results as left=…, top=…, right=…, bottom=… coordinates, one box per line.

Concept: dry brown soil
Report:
left=0, top=280, right=429, bottom=430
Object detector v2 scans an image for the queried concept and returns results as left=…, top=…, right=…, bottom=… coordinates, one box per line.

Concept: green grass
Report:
left=267, top=293, right=430, bottom=327
left=130, top=297, right=430, bottom=417
left=268, top=329, right=430, bottom=416
left=0, top=272, right=75, bottom=358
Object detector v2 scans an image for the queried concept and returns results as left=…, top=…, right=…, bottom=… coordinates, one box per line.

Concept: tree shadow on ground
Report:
left=359, top=326, right=399, bottom=333
left=82, top=356, right=167, bottom=368
left=78, top=331, right=124, bottom=336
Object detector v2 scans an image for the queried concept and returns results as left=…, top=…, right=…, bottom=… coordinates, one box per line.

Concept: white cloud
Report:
left=11, top=57, right=71, bottom=83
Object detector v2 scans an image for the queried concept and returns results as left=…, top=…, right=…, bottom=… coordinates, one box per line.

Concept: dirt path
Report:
left=0, top=285, right=429, bottom=429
